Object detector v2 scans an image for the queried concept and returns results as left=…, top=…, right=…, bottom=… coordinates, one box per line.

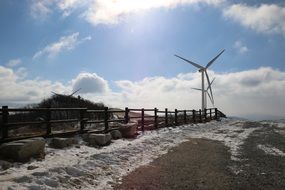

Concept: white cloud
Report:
left=15, top=67, right=28, bottom=79
left=33, top=32, right=91, bottom=59
left=30, top=1, right=285, bottom=38
left=6, top=59, right=22, bottom=67
left=1, top=65, right=285, bottom=119
left=223, top=3, right=285, bottom=36
left=30, top=0, right=224, bottom=25
left=72, top=72, right=110, bottom=94
left=57, top=0, right=87, bottom=17
left=30, top=0, right=53, bottom=19
left=233, top=40, right=249, bottom=54
left=0, top=66, right=70, bottom=106
left=82, top=0, right=224, bottom=25
left=93, top=67, right=285, bottom=119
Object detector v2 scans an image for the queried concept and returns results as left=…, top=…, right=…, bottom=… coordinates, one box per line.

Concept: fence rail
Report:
left=0, top=106, right=226, bottom=143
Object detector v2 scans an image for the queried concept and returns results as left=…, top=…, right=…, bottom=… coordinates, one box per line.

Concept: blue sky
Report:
left=0, top=0, right=285, bottom=119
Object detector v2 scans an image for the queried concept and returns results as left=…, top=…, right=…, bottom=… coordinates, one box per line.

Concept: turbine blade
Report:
left=206, top=49, right=225, bottom=69
left=207, top=78, right=215, bottom=90
left=51, top=91, right=60, bottom=96
left=205, top=71, right=213, bottom=101
left=191, top=87, right=202, bottom=91
left=69, top=88, right=81, bottom=96
left=207, top=91, right=214, bottom=106
left=174, top=54, right=204, bottom=70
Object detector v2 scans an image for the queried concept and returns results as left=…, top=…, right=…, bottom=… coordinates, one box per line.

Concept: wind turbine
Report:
left=192, top=78, right=215, bottom=108
left=174, top=49, right=225, bottom=111
left=51, top=88, right=82, bottom=97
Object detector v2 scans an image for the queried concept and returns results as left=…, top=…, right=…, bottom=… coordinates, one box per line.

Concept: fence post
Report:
left=204, top=108, right=207, bottom=122
left=210, top=109, right=212, bottom=120
left=199, top=109, right=202, bottom=122
left=175, top=109, right=178, bottom=126
left=154, top=108, right=158, bottom=129
left=80, top=108, right=86, bottom=133
left=183, top=110, right=187, bottom=124
left=46, top=108, right=51, bottom=135
left=215, top=108, right=218, bottom=120
left=124, top=107, right=129, bottom=124
left=104, top=107, right=109, bottom=132
left=165, top=108, right=168, bottom=127
left=141, top=108, right=145, bottom=131
left=192, top=109, right=196, bottom=123
left=1, top=106, right=9, bottom=139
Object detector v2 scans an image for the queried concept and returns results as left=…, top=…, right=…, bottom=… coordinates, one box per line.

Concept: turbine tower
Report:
left=192, top=78, right=215, bottom=108
left=174, top=49, right=225, bottom=111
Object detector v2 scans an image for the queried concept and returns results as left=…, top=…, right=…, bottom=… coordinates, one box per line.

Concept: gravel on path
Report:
left=115, top=138, right=234, bottom=190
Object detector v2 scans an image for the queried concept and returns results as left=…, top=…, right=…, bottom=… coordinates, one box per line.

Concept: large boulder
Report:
left=88, top=133, right=112, bottom=146
left=50, top=138, right=77, bottom=149
left=0, top=137, right=45, bottom=162
left=110, top=130, right=122, bottom=140
left=119, top=123, right=137, bottom=138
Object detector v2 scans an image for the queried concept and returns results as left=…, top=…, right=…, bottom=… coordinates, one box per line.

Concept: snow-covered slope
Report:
left=0, top=118, right=283, bottom=190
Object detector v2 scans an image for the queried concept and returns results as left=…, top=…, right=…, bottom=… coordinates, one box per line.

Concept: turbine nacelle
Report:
left=198, top=69, right=204, bottom=72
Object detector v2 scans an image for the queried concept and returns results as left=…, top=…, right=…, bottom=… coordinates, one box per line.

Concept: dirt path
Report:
left=115, top=124, right=285, bottom=190
left=115, top=138, right=234, bottom=190
left=234, top=124, right=285, bottom=190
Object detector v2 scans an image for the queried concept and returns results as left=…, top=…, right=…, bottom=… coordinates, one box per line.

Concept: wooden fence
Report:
left=0, top=106, right=226, bottom=143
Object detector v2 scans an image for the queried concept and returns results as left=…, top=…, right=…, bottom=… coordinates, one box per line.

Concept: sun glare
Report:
left=86, top=0, right=182, bottom=24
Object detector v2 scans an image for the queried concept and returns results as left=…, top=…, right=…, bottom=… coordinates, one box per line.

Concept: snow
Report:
left=0, top=118, right=276, bottom=190
left=257, top=144, right=285, bottom=157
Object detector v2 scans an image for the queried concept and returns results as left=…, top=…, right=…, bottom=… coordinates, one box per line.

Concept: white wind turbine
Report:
left=174, top=49, right=225, bottom=111
left=192, top=78, right=215, bottom=108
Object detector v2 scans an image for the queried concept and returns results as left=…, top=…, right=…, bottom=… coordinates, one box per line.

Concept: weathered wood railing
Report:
left=0, top=106, right=225, bottom=143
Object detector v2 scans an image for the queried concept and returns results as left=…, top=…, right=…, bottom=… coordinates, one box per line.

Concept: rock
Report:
left=50, top=138, right=77, bottom=149
left=88, top=133, right=112, bottom=146
left=27, top=185, right=42, bottom=190
left=81, top=133, right=90, bottom=141
left=32, top=171, right=48, bottom=177
left=65, top=166, right=87, bottom=177
left=0, top=137, right=45, bottom=162
left=14, top=176, right=32, bottom=183
left=27, top=165, right=39, bottom=170
left=119, top=123, right=137, bottom=138
left=110, top=130, right=122, bottom=140
left=44, top=178, right=59, bottom=188
left=0, top=160, right=12, bottom=170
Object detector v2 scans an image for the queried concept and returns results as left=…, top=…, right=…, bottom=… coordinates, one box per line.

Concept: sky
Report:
left=0, top=0, right=285, bottom=120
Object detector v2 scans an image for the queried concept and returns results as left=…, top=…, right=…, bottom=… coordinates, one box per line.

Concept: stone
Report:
left=50, top=138, right=77, bottom=149
left=0, top=160, right=12, bottom=170
left=119, top=123, right=137, bottom=138
left=0, top=137, right=45, bottom=162
left=14, top=176, right=32, bottom=183
left=110, top=130, right=122, bottom=140
left=81, top=133, right=90, bottom=141
left=27, top=165, right=39, bottom=170
left=88, top=133, right=112, bottom=146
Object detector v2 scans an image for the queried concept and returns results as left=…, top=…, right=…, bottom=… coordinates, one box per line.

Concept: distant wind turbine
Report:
left=174, top=49, right=225, bottom=111
left=51, top=88, right=82, bottom=97
left=192, top=78, right=215, bottom=107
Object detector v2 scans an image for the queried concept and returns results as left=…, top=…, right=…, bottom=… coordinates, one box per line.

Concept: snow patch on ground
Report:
left=0, top=119, right=261, bottom=190
left=187, top=120, right=258, bottom=161
left=276, top=123, right=285, bottom=129
left=257, top=144, right=285, bottom=157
